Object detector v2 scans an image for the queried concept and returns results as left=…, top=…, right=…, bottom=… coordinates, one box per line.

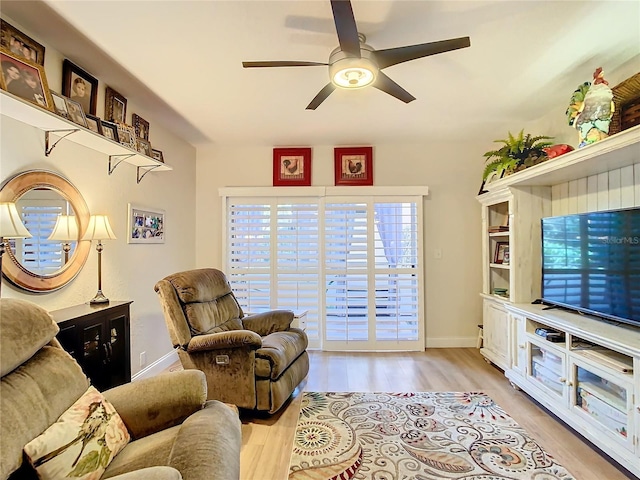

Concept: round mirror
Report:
left=0, top=170, right=90, bottom=292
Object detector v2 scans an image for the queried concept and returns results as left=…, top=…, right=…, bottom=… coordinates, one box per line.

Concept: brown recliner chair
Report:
left=154, top=268, right=309, bottom=414
left=0, top=298, right=241, bottom=480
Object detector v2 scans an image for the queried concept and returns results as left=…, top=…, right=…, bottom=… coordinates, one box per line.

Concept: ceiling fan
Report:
left=242, top=0, right=470, bottom=110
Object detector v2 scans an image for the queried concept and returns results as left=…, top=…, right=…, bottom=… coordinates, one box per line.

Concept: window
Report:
left=222, top=187, right=427, bottom=351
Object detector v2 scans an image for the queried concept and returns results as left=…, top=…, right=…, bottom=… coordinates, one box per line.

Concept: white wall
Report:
left=195, top=142, right=485, bottom=347
left=0, top=25, right=197, bottom=375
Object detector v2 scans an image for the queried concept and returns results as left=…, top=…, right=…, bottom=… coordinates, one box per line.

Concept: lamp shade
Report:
left=0, top=202, right=31, bottom=239
left=81, top=215, right=116, bottom=241
left=48, top=215, right=79, bottom=241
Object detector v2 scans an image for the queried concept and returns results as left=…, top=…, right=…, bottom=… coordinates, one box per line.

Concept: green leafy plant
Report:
left=482, top=130, right=554, bottom=180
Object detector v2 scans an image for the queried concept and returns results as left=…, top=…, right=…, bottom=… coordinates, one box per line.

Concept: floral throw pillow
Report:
left=24, top=386, right=130, bottom=480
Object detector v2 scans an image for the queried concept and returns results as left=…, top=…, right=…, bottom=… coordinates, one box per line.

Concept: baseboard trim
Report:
left=426, top=336, right=478, bottom=348
left=131, top=350, right=179, bottom=382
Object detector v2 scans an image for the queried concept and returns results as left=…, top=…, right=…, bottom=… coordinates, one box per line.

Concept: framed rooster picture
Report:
left=334, top=146, right=373, bottom=186
left=273, top=147, right=311, bottom=186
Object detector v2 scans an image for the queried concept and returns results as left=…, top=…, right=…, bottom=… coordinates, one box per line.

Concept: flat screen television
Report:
left=540, top=207, right=640, bottom=328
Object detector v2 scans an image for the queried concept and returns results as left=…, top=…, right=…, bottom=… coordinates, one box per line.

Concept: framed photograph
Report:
left=494, top=242, right=509, bottom=264
left=64, top=97, right=88, bottom=127
left=62, top=59, right=98, bottom=115
left=85, top=114, right=103, bottom=135
left=334, top=146, right=373, bottom=186
left=105, top=86, right=127, bottom=123
left=0, top=47, right=53, bottom=111
left=0, top=19, right=45, bottom=65
left=151, top=149, right=164, bottom=163
left=136, top=137, right=152, bottom=157
left=132, top=113, right=149, bottom=140
left=116, top=123, right=137, bottom=150
left=101, top=120, right=119, bottom=142
left=273, top=147, right=311, bottom=186
left=127, top=204, right=164, bottom=244
left=50, top=91, right=69, bottom=119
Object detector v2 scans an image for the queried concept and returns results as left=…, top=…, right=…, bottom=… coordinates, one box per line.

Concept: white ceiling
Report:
left=3, top=1, right=639, bottom=148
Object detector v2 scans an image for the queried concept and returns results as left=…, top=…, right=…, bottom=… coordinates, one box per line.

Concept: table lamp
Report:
left=47, top=214, right=79, bottom=264
left=0, top=202, right=32, bottom=295
left=81, top=214, right=116, bottom=304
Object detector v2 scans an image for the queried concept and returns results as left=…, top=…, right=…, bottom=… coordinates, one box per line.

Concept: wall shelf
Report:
left=486, top=125, right=640, bottom=191
left=0, top=91, right=172, bottom=183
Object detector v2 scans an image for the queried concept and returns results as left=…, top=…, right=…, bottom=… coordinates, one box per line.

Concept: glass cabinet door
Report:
left=527, top=339, right=567, bottom=404
left=82, top=321, right=107, bottom=390
left=571, top=358, right=634, bottom=451
left=106, top=314, right=129, bottom=388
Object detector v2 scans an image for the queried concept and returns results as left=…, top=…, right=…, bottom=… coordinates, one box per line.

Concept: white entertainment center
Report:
left=476, top=125, right=640, bottom=477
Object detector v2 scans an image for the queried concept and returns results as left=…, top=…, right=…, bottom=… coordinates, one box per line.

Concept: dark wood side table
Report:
left=50, top=301, right=132, bottom=391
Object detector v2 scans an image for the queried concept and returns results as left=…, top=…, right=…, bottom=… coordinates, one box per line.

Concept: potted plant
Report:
left=482, top=129, right=554, bottom=180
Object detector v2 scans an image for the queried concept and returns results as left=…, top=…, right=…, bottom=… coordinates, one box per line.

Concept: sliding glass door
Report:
left=224, top=189, right=425, bottom=351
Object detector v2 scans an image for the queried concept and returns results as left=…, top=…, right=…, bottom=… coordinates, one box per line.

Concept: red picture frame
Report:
left=334, top=147, right=373, bottom=186
left=273, top=147, right=311, bottom=186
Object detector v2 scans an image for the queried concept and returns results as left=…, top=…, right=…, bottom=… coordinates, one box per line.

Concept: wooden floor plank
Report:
left=172, top=348, right=632, bottom=480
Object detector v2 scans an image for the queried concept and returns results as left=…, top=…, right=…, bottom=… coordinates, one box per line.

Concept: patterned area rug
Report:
left=288, top=392, right=574, bottom=479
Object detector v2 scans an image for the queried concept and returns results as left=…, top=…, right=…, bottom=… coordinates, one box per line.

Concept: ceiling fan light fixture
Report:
left=328, top=48, right=378, bottom=89
left=333, top=66, right=375, bottom=88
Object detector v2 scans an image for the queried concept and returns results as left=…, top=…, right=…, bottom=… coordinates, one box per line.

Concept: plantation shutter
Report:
left=373, top=202, right=420, bottom=343
left=325, top=201, right=369, bottom=344
left=324, top=198, right=422, bottom=350
left=275, top=201, right=320, bottom=342
left=222, top=187, right=427, bottom=351
left=226, top=198, right=321, bottom=346
left=227, top=201, right=272, bottom=311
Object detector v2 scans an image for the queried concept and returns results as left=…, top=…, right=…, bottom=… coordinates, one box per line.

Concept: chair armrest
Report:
left=187, top=330, right=262, bottom=353
left=102, top=370, right=207, bottom=440
left=108, top=466, right=182, bottom=480
left=242, top=310, right=294, bottom=336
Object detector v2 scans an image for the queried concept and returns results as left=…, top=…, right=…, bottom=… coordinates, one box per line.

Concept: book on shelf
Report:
left=488, top=225, right=509, bottom=233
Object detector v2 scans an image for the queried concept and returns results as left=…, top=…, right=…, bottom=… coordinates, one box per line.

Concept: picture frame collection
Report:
left=0, top=19, right=165, bottom=164
left=272, top=146, right=374, bottom=187
left=1, top=18, right=382, bottom=187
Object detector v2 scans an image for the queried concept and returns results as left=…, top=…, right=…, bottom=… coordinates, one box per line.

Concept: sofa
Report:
left=155, top=268, right=309, bottom=414
left=0, top=298, right=241, bottom=480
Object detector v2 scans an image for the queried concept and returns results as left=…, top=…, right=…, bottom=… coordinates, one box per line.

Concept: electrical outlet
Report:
left=140, top=351, right=147, bottom=368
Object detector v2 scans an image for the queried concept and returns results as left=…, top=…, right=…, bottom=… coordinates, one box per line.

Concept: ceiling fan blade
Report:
left=306, top=83, right=336, bottom=110
left=372, top=72, right=416, bottom=104
left=374, top=37, right=471, bottom=69
left=330, top=0, right=361, bottom=58
left=242, top=61, right=328, bottom=68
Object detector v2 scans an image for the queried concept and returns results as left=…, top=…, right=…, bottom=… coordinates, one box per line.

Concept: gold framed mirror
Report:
left=0, top=170, right=90, bottom=292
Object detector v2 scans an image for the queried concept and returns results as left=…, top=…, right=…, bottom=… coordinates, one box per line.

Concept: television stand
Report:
left=503, top=303, right=640, bottom=477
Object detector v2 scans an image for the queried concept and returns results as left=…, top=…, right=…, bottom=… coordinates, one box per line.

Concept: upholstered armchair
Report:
left=0, top=298, right=241, bottom=480
left=154, top=268, right=309, bottom=414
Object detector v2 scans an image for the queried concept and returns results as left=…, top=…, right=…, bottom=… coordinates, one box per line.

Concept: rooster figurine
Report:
left=567, top=67, right=615, bottom=148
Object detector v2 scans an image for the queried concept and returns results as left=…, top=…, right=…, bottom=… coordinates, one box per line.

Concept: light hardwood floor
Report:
left=236, top=349, right=633, bottom=480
